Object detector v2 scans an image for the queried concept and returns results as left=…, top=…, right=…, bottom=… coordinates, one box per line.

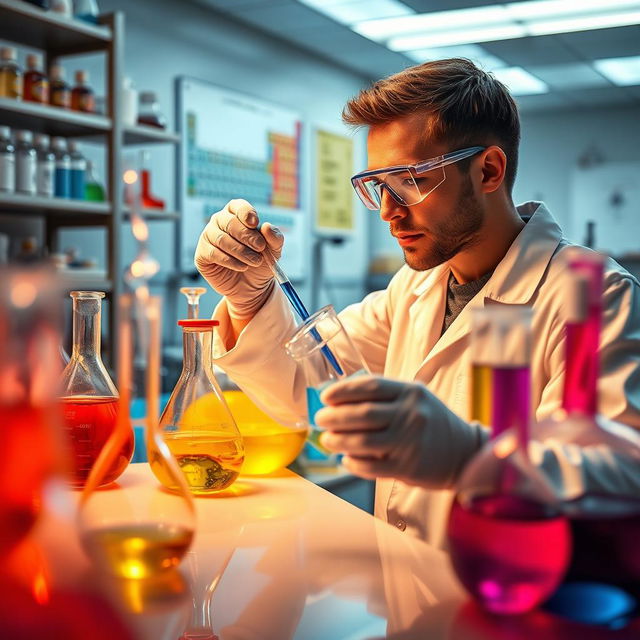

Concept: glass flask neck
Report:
left=71, top=293, right=103, bottom=360
left=182, top=328, right=212, bottom=376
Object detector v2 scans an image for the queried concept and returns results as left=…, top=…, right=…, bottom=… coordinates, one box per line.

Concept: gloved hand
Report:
left=194, top=199, right=284, bottom=320
left=315, top=376, right=489, bottom=489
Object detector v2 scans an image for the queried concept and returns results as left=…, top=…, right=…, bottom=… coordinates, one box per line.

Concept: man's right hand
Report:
left=194, top=199, right=284, bottom=320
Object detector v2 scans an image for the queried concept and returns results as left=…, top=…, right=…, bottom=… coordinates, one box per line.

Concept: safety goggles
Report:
left=351, top=146, right=485, bottom=210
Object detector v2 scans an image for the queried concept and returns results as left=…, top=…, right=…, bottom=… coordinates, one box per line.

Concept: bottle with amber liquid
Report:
left=0, top=47, right=22, bottom=99
left=23, top=53, right=49, bottom=104
left=60, top=291, right=134, bottom=487
left=49, top=64, right=71, bottom=109
left=71, top=70, right=95, bottom=113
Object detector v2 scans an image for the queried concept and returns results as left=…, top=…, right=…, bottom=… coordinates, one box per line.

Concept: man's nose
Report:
left=379, top=188, right=408, bottom=223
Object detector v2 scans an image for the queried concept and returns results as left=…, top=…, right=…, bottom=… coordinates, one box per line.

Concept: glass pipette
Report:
left=262, top=247, right=344, bottom=377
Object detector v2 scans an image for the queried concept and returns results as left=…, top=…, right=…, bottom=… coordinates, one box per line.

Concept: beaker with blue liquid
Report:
left=284, top=305, right=369, bottom=455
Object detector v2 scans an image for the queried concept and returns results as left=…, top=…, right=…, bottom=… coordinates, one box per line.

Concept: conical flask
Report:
left=150, top=319, right=244, bottom=494
left=79, top=294, right=195, bottom=579
left=60, top=291, right=134, bottom=487
left=447, top=306, right=571, bottom=615
left=535, top=248, right=640, bottom=622
left=0, top=266, right=64, bottom=560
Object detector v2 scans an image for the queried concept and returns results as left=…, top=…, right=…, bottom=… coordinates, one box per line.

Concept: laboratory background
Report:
left=1, top=0, right=640, bottom=639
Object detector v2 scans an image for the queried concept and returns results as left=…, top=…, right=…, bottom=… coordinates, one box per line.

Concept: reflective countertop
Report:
left=30, top=464, right=638, bottom=640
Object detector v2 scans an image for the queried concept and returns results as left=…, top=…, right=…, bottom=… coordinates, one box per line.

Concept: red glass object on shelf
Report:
left=71, top=69, right=95, bottom=113
left=60, top=291, right=134, bottom=487
left=535, top=249, right=640, bottom=625
left=0, top=267, right=63, bottom=560
left=448, top=306, right=571, bottom=615
left=23, top=53, right=49, bottom=104
left=140, top=150, right=165, bottom=209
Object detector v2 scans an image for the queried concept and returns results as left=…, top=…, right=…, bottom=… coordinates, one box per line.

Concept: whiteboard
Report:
left=569, top=163, right=640, bottom=255
left=177, top=77, right=305, bottom=279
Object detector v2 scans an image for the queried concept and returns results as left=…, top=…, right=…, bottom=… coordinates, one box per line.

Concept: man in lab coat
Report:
left=194, top=58, right=640, bottom=548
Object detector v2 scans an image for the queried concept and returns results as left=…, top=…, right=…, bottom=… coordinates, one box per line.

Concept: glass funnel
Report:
left=447, top=306, right=571, bottom=615
left=79, top=294, right=195, bottom=580
left=150, top=319, right=244, bottom=494
left=0, top=266, right=63, bottom=560
left=535, top=248, right=640, bottom=623
left=180, top=286, right=207, bottom=319
left=60, top=291, right=134, bottom=487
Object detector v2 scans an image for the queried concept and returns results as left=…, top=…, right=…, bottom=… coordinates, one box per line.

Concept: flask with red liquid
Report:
left=60, top=291, right=134, bottom=487
left=535, top=248, right=640, bottom=626
left=448, top=306, right=571, bottom=615
left=140, top=150, right=165, bottom=209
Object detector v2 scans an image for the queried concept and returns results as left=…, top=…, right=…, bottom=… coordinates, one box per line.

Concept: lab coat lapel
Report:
left=413, top=202, right=564, bottom=379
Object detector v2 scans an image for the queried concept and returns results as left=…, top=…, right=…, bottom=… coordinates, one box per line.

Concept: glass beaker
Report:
left=79, top=294, right=195, bottom=580
left=150, top=319, right=244, bottom=494
left=0, top=266, right=63, bottom=560
left=284, top=304, right=370, bottom=454
left=535, top=248, right=640, bottom=623
left=447, top=306, right=571, bottom=615
left=60, top=291, right=134, bottom=487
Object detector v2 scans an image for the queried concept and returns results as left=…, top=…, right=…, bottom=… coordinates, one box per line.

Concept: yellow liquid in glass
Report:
left=82, top=523, right=193, bottom=579
left=223, top=390, right=307, bottom=475
left=153, top=431, right=244, bottom=494
left=471, top=364, right=493, bottom=427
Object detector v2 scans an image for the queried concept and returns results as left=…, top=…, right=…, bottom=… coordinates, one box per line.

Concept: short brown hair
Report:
left=343, top=58, right=520, bottom=193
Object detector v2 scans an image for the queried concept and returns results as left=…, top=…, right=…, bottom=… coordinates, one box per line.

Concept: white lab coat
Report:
left=213, top=202, right=640, bottom=548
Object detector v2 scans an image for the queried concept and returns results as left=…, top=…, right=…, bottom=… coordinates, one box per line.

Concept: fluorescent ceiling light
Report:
left=389, top=25, right=527, bottom=51
left=529, top=10, right=640, bottom=36
left=298, top=0, right=413, bottom=25
left=491, top=67, right=549, bottom=96
left=594, top=55, right=640, bottom=86
left=404, top=44, right=507, bottom=70
left=506, top=0, right=640, bottom=19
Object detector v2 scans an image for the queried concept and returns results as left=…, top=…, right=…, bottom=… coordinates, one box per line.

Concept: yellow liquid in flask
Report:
left=82, top=523, right=193, bottom=579
left=151, top=431, right=244, bottom=494
left=471, top=364, right=493, bottom=427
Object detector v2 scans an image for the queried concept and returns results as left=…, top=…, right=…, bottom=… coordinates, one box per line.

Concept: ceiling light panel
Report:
left=594, top=55, right=640, bottom=86
left=491, top=67, right=549, bottom=95
left=298, top=0, right=413, bottom=24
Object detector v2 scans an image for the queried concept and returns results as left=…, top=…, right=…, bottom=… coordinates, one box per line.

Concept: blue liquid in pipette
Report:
left=279, top=281, right=344, bottom=376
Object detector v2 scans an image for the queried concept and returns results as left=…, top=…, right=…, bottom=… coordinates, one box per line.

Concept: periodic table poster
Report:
left=177, top=77, right=305, bottom=279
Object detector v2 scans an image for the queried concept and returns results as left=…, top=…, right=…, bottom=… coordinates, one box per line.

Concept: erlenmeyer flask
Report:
left=535, top=248, right=640, bottom=622
left=180, top=286, right=207, bottom=319
left=150, top=319, right=244, bottom=494
left=60, top=291, right=134, bottom=487
left=0, top=266, right=63, bottom=560
left=447, top=306, right=571, bottom=615
left=79, top=294, right=195, bottom=579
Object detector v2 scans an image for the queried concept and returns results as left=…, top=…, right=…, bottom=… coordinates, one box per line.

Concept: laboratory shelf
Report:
left=0, top=193, right=111, bottom=217
left=124, top=209, right=180, bottom=221
left=0, top=98, right=112, bottom=137
left=0, top=0, right=112, bottom=54
left=123, top=126, right=180, bottom=146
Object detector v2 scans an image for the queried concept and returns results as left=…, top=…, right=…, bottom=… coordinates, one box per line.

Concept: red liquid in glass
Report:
left=0, top=404, right=58, bottom=558
left=492, top=366, right=530, bottom=439
left=61, top=396, right=134, bottom=487
left=448, top=495, right=571, bottom=614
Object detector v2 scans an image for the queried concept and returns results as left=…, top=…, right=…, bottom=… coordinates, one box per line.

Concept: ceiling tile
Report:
left=526, top=63, right=612, bottom=90
left=229, top=2, right=333, bottom=30
left=558, top=26, right=640, bottom=61
left=565, top=85, right=638, bottom=108
left=482, top=35, right=580, bottom=66
left=515, top=92, right=576, bottom=113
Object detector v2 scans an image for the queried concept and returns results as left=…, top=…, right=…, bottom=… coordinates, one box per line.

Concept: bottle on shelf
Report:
left=23, top=54, right=49, bottom=104
left=15, top=130, right=37, bottom=197
left=137, top=91, right=167, bottom=129
left=84, top=160, right=105, bottom=202
left=60, top=291, right=135, bottom=488
left=74, top=0, right=100, bottom=24
left=34, top=134, right=55, bottom=198
left=0, top=47, right=22, bottom=100
left=52, top=137, right=71, bottom=198
left=49, top=64, right=71, bottom=109
left=67, top=140, right=86, bottom=199
left=140, top=150, right=165, bottom=209
left=122, top=77, right=138, bottom=127
left=0, top=126, right=15, bottom=195
left=16, top=236, right=41, bottom=264
left=71, top=70, right=95, bottom=113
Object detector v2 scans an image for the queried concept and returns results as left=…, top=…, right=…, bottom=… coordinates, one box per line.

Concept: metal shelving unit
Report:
left=0, top=3, right=181, bottom=370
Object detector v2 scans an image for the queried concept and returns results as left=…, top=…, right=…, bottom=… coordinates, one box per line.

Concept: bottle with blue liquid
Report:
left=285, top=304, right=369, bottom=458
left=68, top=140, right=86, bottom=199
left=52, top=136, right=71, bottom=198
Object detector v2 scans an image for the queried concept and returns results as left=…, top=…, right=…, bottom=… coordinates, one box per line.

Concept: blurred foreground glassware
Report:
left=79, top=295, right=195, bottom=579
left=535, top=249, right=640, bottom=625
left=284, top=304, right=369, bottom=454
left=60, top=290, right=134, bottom=487
left=151, top=319, right=244, bottom=494
left=448, top=306, right=571, bottom=615
left=0, top=266, right=63, bottom=559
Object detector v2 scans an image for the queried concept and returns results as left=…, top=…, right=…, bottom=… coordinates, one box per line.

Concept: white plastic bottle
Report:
left=15, top=130, right=37, bottom=196
left=0, top=126, right=15, bottom=194
left=35, top=133, right=55, bottom=198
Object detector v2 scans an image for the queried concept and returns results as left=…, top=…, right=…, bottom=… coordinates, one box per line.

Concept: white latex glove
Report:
left=194, top=199, right=284, bottom=320
left=316, top=376, right=489, bottom=489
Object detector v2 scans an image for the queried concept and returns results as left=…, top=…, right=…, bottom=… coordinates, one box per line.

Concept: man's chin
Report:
left=403, top=247, right=446, bottom=272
